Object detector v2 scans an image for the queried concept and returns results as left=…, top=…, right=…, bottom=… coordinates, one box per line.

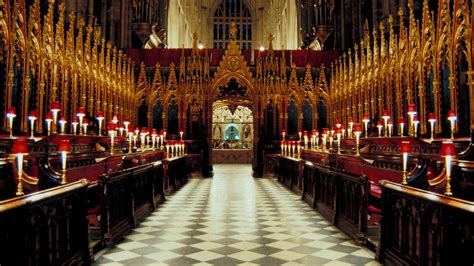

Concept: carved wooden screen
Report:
left=213, top=0, right=252, bottom=49
left=302, top=100, right=313, bottom=132
left=266, top=102, right=274, bottom=136
left=153, top=101, right=163, bottom=130
left=287, top=99, right=298, bottom=135
left=167, top=99, right=179, bottom=135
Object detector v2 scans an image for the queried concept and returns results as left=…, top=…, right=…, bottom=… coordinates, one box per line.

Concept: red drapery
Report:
left=126, top=48, right=339, bottom=68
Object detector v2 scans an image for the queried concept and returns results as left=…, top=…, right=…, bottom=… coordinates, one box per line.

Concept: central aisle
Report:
left=95, top=164, right=378, bottom=265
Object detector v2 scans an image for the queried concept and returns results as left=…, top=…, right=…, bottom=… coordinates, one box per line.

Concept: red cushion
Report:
left=368, top=205, right=382, bottom=215
left=370, top=182, right=382, bottom=198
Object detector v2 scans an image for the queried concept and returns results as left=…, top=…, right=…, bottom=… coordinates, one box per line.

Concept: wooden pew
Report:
left=164, top=155, right=189, bottom=194
left=378, top=180, right=474, bottom=265
left=0, top=179, right=91, bottom=265
left=278, top=156, right=305, bottom=194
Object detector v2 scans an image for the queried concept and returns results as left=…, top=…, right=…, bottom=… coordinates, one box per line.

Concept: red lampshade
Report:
left=58, top=139, right=71, bottom=153
left=45, top=112, right=53, bottom=121
left=348, top=117, right=354, bottom=123
left=59, top=115, right=67, bottom=123
left=96, top=112, right=104, bottom=119
left=71, top=117, right=79, bottom=124
left=362, top=114, right=370, bottom=121
left=112, top=115, right=118, bottom=123
left=179, top=129, right=184, bottom=134
left=128, top=126, right=135, bottom=133
left=408, top=103, right=417, bottom=115
left=413, top=115, right=420, bottom=123
left=387, top=119, right=393, bottom=126
left=51, top=101, right=61, bottom=111
left=83, top=118, right=89, bottom=124
left=152, top=129, right=158, bottom=135
left=377, top=121, right=383, bottom=127
left=399, top=117, right=406, bottom=124
left=28, top=110, right=38, bottom=119
left=322, top=128, right=329, bottom=135
left=77, top=107, right=86, bottom=115
left=400, top=141, right=412, bottom=154
left=123, top=118, right=129, bottom=123
left=441, top=141, right=456, bottom=157
left=353, top=123, right=362, bottom=133
left=427, top=113, right=436, bottom=122
left=335, top=119, right=342, bottom=127
left=448, top=110, right=457, bottom=120
left=336, top=128, right=342, bottom=134
left=7, top=107, right=16, bottom=117
left=382, top=110, right=390, bottom=118
left=108, top=122, right=117, bottom=131
left=12, top=139, right=29, bottom=155
left=118, top=123, right=124, bottom=130
left=141, top=127, right=148, bottom=134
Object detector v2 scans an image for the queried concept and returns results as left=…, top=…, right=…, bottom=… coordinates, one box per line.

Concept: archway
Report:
left=205, top=25, right=258, bottom=175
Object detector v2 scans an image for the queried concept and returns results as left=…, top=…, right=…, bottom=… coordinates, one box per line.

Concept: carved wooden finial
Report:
left=229, top=21, right=237, bottom=40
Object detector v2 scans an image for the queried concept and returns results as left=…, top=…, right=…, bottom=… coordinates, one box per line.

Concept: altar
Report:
left=212, top=149, right=253, bottom=164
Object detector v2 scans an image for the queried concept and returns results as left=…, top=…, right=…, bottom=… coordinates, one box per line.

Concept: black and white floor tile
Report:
left=94, top=164, right=379, bottom=265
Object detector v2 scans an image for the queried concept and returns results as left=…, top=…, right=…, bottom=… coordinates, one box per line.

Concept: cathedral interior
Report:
left=0, top=0, right=473, bottom=265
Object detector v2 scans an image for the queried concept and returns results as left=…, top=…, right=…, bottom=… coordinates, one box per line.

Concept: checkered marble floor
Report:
left=94, top=164, right=379, bottom=265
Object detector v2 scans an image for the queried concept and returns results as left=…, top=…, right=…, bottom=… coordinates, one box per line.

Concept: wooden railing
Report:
left=0, top=179, right=91, bottom=265
left=378, top=180, right=474, bottom=265
left=278, top=156, right=304, bottom=193
left=164, top=156, right=188, bottom=193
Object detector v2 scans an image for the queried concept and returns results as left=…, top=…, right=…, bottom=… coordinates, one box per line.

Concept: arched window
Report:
left=213, top=0, right=252, bottom=49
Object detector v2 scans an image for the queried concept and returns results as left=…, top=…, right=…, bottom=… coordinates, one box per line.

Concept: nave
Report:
left=94, top=164, right=378, bottom=265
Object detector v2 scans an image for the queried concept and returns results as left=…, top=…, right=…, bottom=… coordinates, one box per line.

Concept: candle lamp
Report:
left=82, top=118, right=89, bottom=135
left=321, top=128, right=328, bottom=151
left=123, top=118, right=130, bottom=135
left=71, top=117, right=79, bottom=135
left=96, top=112, right=104, bottom=136
left=336, top=128, right=342, bottom=154
left=329, top=133, right=334, bottom=151
left=335, top=119, right=342, bottom=129
left=298, top=130, right=302, bottom=141
left=133, top=132, right=138, bottom=150
left=118, top=124, right=124, bottom=138
left=281, top=140, right=284, bottom=155
left=407, top=103, right=417, bottom=136
left=180, top=129, right=184, bottom=141
left=348, top=117, right=354, bottom=138
left=428, top=113, right=436, bottom=140
left=377, top=121, right=383, bottom=137
left=441, top=141, right=456, bottom=196
left=6, top=107, right=16, bottom=138
left=140, top=127, right=147, bottom=149
left=146, top=134, right=151, bottom=148
left=45, top=112, right=53, bottom=136
left=282, top=130, right=286, bottom=140
left=362, top=114, right=370, bottom=138
left=341, top=127, right=346, bottom=139
left=315, top=132, right=320, bottom=150
left=399, top=117, right=406, bottom=136
left=112, top=115, right=118, bottom=124
left=58, top=139, right=71, bottom=184
left=400, top=141, right=412, bottom=184
left=108, top=123, right=117, bottom=154
left=387, top=119, right=393, bottom=137
left=51, top=101, right=61, bottom=134
left=382, top=110, right=390, bottom=137
left=59, top=116, right=67, bottom=134
left=128, top=126, right=134, bottom=153
left=303, top=131, right=308, bottom=149
left=163, top=129, right=167, bottom=140
left=151, top=129, right=158, bottom=149
left=77, top=107, right=86, bottom=135
left=413, top=115, right=419, bottom=137
left=447, top=110, right=457, bottom=140
left=12, top=139, right=29, bottom=195
left=292, top=141, right=296, bottom=157
left=353, top=124, right=362, bottom=156
left=28, top=110, right=38, bottom=139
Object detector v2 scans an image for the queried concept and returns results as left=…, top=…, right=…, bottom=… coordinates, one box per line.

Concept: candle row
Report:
left=165, top=141, right=186, bottom=158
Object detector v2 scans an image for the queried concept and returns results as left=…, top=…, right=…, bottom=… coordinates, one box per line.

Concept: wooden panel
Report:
left=0, top=180, right=91, bottom=265
left=378, top=181, right=474, bottom=265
